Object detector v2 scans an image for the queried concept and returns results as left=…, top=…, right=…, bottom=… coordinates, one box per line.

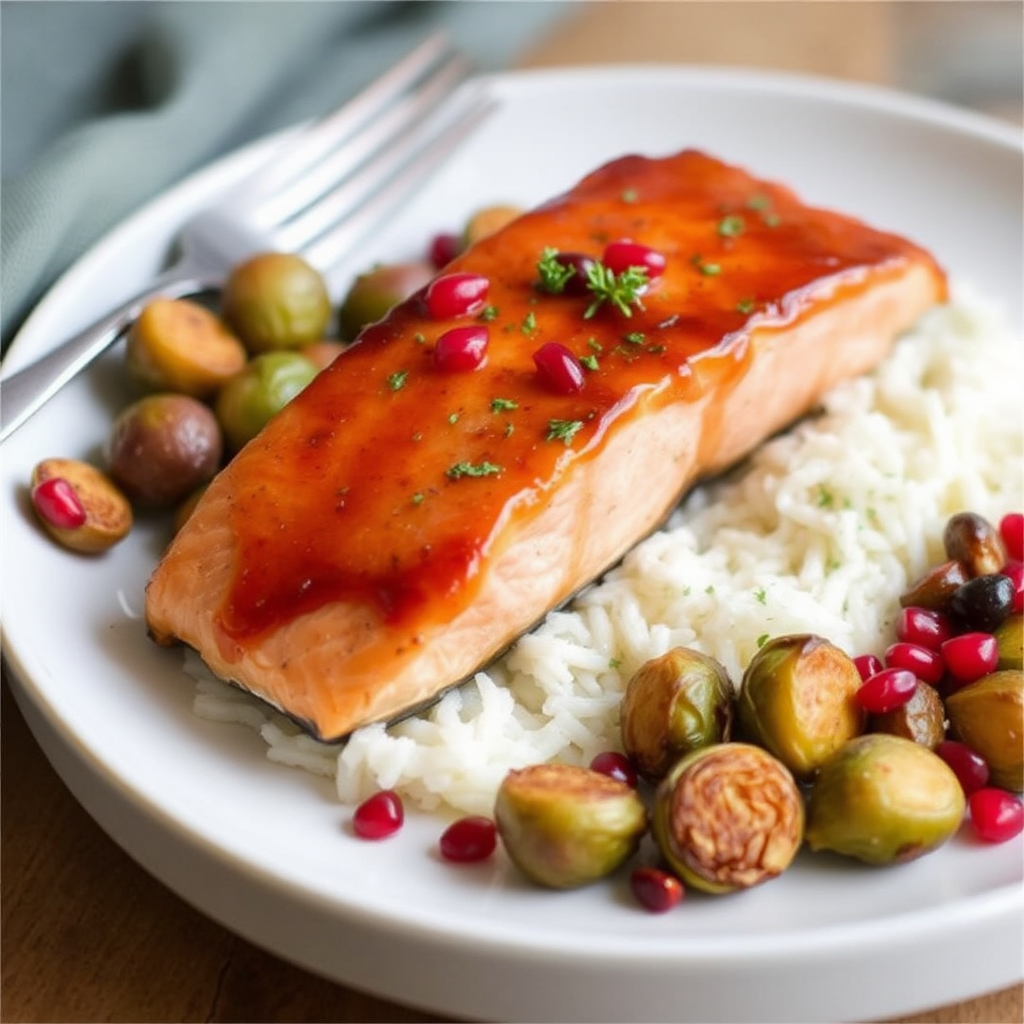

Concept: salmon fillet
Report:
left=146, top=149, right=947, bottom=741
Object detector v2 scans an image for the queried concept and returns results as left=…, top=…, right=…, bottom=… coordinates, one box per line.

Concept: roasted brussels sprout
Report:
left=994, top=614, right=1023, bottom=671
left=338, top=261, right=434, bottom=341
left=125, top=298, right=247, bottom=398
left=736, top=634, right=864, bottom=780
left=943, top=512, right=1007, bottom=578
left=869, top=681, right=945, bottom=749
left=30, top=458, right=133, bottom=553
left=222, top=252, right=331, bottom=353
left=652, top=742, right=804, bottom=894
left=945, top=669, right=1023, bottom=791
left=805, top=734, right=965, bottom=864
left=620, top=647, right=734, bottom=781
left=494, top=763, right=647, bottom=889
left=463, top=204, right=523, bottom=245
left=899, top=559, right=968, bottom=612
left=215, top=351, right=317, bottom=452
left=107, top=394, right=222, bottom=506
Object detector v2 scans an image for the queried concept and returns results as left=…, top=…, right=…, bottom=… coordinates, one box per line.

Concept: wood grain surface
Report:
left=3, top=3, right=1021, bottom=1022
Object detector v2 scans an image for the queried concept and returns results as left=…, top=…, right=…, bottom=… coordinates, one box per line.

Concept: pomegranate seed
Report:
left=999, top=512, right=1024, bottom=562
left=853, top=654, right=883, bottom=682
left=884, top=642, right=945, bottom=686
left=896, top=606, right=953, bottom=651
left=552, top=251, right=598, bottom=296
left=969, top=788, right=1024, bottom=843
left=352, top=790, right=404, bottom=840
left=1002, top=560, right=1023, bottom=614
left=31, top=477, right=87, bottom=530
left=603, top=240, right=666, bottom=281
left=590, top=751, right=638, bottom=788
left=856, top=667, right=918, bottom=714
left=533, top=342, right=585, bottom=395
left=433, top=326, right=489, bottom=372
left=428, top=232, right=462, bottom=268
left=940, top=632, right=998, bottom=688
left=630, top=866, right=684, bottom=913
left=439, top=816, right=497, bottom=863
left=935, top=740, right=990, bottom=796
left=425, top=273, right=489, bottom=319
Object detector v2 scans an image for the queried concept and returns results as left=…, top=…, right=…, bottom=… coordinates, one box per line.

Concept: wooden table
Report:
left=3, top=3, right=1021, bottom=1021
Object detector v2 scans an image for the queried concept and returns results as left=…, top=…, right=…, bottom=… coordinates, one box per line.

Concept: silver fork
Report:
left=0, top=33, right=492, bottom=442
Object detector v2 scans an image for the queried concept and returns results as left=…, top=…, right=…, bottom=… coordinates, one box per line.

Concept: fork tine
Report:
left=254, top=51, right=475, bottom=232
left=235, top=32, right=463, bottom=206
left=301, top=88, right=496, bottom=278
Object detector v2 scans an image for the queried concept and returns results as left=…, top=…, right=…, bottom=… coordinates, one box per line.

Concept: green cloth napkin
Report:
left=0, top=0, right=566, bottom=345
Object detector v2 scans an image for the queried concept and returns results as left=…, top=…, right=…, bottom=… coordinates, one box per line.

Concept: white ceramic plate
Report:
left=3, top=67, right=1022, bottom=1024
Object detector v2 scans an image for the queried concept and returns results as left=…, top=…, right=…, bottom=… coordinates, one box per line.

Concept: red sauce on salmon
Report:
left=215, top=150, right=932, bottom=643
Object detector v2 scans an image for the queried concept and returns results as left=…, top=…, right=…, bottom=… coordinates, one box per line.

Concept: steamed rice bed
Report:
left=190, top=289, right=1023, bottom=816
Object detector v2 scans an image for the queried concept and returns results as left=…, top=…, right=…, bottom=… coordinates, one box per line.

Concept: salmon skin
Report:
left=146, top=149, right=947, bottom=741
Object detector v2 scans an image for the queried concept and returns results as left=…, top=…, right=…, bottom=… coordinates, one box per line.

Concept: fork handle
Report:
left=0, top=266, right=219, bottom=443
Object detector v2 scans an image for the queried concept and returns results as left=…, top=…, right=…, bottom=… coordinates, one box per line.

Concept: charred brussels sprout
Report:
left=737, top=634, right=864, bottom=780
left=652, top=742, right=804, bottom=894
left=338, top=261, right=434, bottom=341
left=222, top=252, right=331, bottom=353
left=621, top=647, right=734, bottom=781
left=494, top=763, right=647, bottom=889
left=943, top=512, right=1007, bottom=578
left=869, top=681, right=945, bottom=749
left=993, top=614, right=1022, bottom=671
left=945, top=669, right=1023, bottom=792
left=805, top=734, right=965, bottom=864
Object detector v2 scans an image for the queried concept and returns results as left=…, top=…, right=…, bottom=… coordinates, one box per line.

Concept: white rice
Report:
left=188, top=287, right=1023, bottom=816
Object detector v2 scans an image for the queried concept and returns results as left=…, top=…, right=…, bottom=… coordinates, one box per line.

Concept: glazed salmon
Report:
left=146, top=149, right=947, bottom=741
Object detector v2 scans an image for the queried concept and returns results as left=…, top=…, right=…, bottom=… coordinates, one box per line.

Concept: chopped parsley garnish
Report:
left=546, top=418, right=584, bottom=445
left=411, top=492, right=425, bottom=505
left=621, top=188, right=639, bottom=203
left=448, top=412, right=460, bottom=424
left=746, top=193, right=771, bottom=211
left=646, top=344, right=666, bottom=355
left=690, top=254, right=721, bottom=276
left=587, top=337, right=603, bottom=352
left=580, top=354, right=600, bottom=371
left=756, top=633, right=770, bottom=648
left=537, top=247, right=576, bottom=294
left=584, top=262, right=649, bottom=318
left=521, top=310, right=537, bottom=334
left=504, top=421, right=515, bottom=438
left=478, top=305, right=499, bottom=321
left=447, top=461, right=502, bottom=480
left=414, top=332, right=426, bottom=345
left=718, top=214, right=746, bottom=238
left=755, top=587, right=767, bottom=605
left=490, top=397, right=519, bottom=413
left=736, top=297, right=756, bottom=314
left=623, top=331, right=646, bottom=345
left=387, top=370, right=408, bottom=391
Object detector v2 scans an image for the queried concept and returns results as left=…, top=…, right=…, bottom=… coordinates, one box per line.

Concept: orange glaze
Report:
left=213, top=150, right=945, bottom=649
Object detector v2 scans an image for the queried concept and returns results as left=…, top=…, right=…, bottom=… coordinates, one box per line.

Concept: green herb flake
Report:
left=478, top=305, right=499, bottom=322
left=718, top=214, right=746, bottom=238
left=621, top=188, right=639, bottom=204
left=521, top=310, right=537, bottom=335
left=762, top=211, right=781, bottom=228
left=623, top=331, right=646, bottom=345
left=546, top=418, right=584, bottom=445
left=755, top=587, right=767, bottom=605
left=448, top=412, right=460, bottom=425
left=411, top=492, right=425, bottom=506
left=691, top=255, right=722, bottom=277
left=504, top=421, right=515, bottom=438
left=490, top=397, right=519, bottom=413
left=587, top=337, right=603, bottom=352
left=413, top=332, right=427, bottom=345
left=447, top=461, right=502, bottom=480
left=388, top=370, right=409, bottom=391
left=609, top=657, right=623, bottom=669
left=584, top=262, right=649, bottom=319
left=580, top=354, right=600, bottom=371
left=746, top=193, right=772, bottom=211
left=756, top=633, right=770, bottom=648
left=817, top=485, right=836, bottom=509
left=736, top=297, right=756, bottom=314
left=536, top=247, right=576, bottom=294
left=646, top=344, right=666, bottom=355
